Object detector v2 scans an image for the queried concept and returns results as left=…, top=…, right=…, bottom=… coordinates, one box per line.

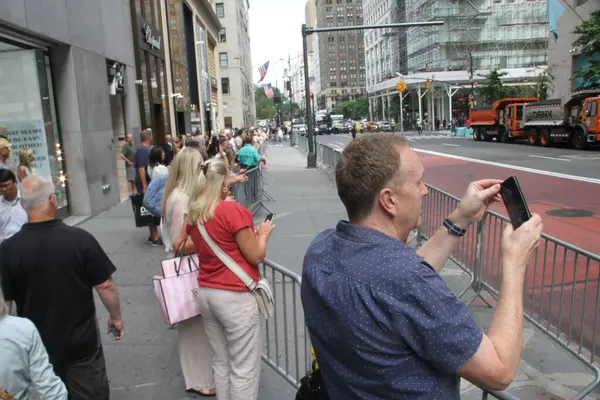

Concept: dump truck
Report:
left=469, top=98, right=539, bottom=143
left=521, top=90, right=600, bottom=150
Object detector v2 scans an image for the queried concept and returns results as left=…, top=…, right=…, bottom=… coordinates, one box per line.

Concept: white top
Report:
left=148, top=164, right=169, bottom=180
left=163, top=188, right=189, bottom=253
left=0, top=193, right=28, bottom=243
left=0, top=316, right=68, bottom=400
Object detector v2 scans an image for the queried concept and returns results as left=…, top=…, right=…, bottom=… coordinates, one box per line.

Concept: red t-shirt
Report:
left=188, top=201, right=259, bottom=292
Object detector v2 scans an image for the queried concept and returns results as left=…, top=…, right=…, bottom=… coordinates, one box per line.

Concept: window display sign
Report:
left=1, top=119, right=52, bottom=178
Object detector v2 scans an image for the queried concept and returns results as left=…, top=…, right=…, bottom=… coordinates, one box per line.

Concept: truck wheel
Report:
left=473, top=127, right=481, bottom=141
left=483, top=131, right=493, bottom=142
left=571, top=130, right=588, bottom=151
left=539, top=129, right=551, bottom=147
left=528, top=131, right=539, bottom=146
left=500, top=129, right=510, bottom=144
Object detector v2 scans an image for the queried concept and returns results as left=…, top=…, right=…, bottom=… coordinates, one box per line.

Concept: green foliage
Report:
left=534, top=69, right=554, bottom=100
left=332, top=96, right=369, bottom=119
left=573, top=11, right=600, bottom=89
left=254, top=85, right=280, bottom=120
left=478, top=67, right=510, bottom=103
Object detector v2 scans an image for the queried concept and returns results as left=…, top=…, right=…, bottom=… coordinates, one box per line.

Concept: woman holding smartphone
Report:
left=175, top=159, right=275, bottom=400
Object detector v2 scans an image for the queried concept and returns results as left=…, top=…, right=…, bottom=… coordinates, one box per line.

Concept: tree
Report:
left=254, top=85, right=281, bottom=120
left=332, top=96, right=369, bottom=119
left=534, top=68, right=554, bottom=100
left=478, top=67, right=510, bottom=103
left=573, top=11, right=600, bottom=89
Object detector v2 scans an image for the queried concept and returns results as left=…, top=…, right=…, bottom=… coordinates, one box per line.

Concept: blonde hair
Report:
left=19, top=147, right=34, bottom=168
left=162, top=147, right=203, bottom=215
left=188, top=159, right=229, bottom=224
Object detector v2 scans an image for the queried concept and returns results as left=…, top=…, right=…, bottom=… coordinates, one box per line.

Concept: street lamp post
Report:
left=301, top=21, right=444, bottom=168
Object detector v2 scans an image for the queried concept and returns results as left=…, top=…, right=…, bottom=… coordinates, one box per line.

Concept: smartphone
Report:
left=111, top=326, right=121, bottom=338
left=500, top=176, right=532, bottom=229
left=265, top=213, right=275, bottom=222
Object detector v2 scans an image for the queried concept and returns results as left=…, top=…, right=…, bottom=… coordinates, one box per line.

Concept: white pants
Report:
left=197, top=286, right=261, bottom=400
left=178, top=315, right=214, bottom=390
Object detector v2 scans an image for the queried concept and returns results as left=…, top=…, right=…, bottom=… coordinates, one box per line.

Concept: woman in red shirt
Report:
left=178, top=159, right=275, bottom=400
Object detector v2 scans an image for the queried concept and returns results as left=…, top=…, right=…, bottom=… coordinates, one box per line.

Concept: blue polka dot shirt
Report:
left=301, top=221, right=483, bottom=399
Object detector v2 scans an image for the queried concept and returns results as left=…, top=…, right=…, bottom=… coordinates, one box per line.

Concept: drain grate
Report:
left=545, top=209, right=594, bottom=218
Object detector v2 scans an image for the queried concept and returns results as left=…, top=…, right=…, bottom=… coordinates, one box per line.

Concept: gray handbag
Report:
left=197, top=223, right=274, bottom=319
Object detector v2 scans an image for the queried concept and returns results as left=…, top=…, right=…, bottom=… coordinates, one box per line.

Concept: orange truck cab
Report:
left=580, top=96, right=600, bottom=143
left=469, top=97, right=538, bottom=143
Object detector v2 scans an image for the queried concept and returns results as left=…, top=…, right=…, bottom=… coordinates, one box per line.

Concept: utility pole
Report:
left=301, top=21, right=444, bottom=168
left=288, top=53, right=293, bottom=123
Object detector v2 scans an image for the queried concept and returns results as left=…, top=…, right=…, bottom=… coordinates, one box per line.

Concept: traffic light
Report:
left=425, top=80, right=431, bottom=89
left=396, top=81, right=407, bottom=92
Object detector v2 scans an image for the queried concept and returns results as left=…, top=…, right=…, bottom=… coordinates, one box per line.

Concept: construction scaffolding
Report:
left=402, top=0, right=548, bottom=73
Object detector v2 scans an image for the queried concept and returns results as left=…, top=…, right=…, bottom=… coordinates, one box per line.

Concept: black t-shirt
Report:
left=0, top=219, right=116, bottom=371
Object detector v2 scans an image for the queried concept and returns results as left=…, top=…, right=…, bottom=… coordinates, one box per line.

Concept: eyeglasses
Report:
left=0, top=181, right=15, bottom=191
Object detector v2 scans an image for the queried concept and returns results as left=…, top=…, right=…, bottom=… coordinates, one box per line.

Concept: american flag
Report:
left=258, top=61, right=270, bottom=83
left=264, top=83, right=274, bottom=99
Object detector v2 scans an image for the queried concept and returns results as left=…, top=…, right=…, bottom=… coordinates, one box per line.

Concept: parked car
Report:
left=293, top=124, right=307, bottom=136
left=377, top=121, right=392, bottom=131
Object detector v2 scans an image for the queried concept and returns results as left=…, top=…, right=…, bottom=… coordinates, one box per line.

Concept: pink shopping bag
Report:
left=153, top=254, right=201, bottom=324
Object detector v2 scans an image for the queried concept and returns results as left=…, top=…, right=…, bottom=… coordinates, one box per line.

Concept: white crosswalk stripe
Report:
left=406, top=134, right=472, bottom=141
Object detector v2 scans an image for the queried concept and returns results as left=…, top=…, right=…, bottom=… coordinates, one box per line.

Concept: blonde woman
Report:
left=161, top=147, right=215, bottom=397
left=17, top=148, right=36, bottom=183
left=175, top=159, right=275, bottom=400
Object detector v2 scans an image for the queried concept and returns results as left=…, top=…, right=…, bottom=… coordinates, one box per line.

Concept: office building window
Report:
left=219, top=28, right=227, bottom=42
left=216, top=3, right=224, bottom=17
left=221, top=77, right=230, bottom=94
left=219, top=52, right=228, bottom=67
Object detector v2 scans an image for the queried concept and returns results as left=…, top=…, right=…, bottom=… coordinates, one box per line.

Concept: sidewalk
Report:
left=78, top=141, right=599, bottom=399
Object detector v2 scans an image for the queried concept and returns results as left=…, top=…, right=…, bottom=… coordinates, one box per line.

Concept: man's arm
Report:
left=95, top=277, right=125, bottom=340
left=416, top=209, right=467, bottom=273
left=458, top=214, right=542, bottom=390
left=418, top=179, right=503, bottom=272
left=119, top=153, right=131, bottom=164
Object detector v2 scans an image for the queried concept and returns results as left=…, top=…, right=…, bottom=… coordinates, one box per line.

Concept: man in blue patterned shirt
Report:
left=301, top=133, right=543, bottom=399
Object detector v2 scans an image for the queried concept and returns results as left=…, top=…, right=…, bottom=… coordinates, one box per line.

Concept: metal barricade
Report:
left=260, top=258, right=518, bottom=399
left=417, top=185, right=600, bottom=399
left=261, top=259, right=312, bottom=388
left=230, top=163, right=273, bottom=215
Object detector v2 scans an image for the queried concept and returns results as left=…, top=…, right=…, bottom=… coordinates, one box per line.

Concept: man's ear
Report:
left=378, top=187, right=397, bottom=217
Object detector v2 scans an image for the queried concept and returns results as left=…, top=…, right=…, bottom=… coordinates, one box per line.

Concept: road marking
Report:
left=528, top=154, right=571, bottom=162
left=413, top=148, right=600, bottom=184
left=442, top=143, right=461, bottom=147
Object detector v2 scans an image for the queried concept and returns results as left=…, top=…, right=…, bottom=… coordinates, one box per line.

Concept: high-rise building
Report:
left=363, top=0, right=408, bottom=88
left=306, top=0, right=320, bottom=109
left=548, top=1, right=598, bottom=103
left=314, top=0, right=366, bottom=111
left=213, top=0, right=256, bottom=129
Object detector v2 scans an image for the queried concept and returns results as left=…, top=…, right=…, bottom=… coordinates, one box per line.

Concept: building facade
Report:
left=162, top=0, right=222, bottom=136
left=0, top=0, right=139, bottom=218
left=404, top=0, right=547, bottom=75
left=548, top=0, right=598, bottom=103
left=292, top=55, right=307, bottom=108
left=314, top=0, right=366, bottom=112
left=213, top=0, right=255, bottom=129
left=362, top=0, right=408, bottom=87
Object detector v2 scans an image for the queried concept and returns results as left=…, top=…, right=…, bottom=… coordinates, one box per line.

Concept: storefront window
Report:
left=0, top=49, right=68, bottom=211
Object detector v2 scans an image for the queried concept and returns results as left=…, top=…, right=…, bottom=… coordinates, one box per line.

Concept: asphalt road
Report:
left=317, top=130, right=600, bottom=181
left=315, top=131, right=600, bottom=256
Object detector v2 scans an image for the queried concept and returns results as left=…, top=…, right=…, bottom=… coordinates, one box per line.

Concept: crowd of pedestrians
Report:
left=0, top=126, right=544, bottom=400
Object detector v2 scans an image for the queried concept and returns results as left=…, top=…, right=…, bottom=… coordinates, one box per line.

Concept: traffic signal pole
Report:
left=301, top=21, right=443, bottom=168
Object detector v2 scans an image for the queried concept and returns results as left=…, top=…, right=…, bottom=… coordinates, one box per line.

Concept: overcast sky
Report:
left=248, top=0, right=306, bottom=89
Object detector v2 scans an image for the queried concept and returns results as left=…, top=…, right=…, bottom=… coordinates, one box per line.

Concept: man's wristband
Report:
left=443, top=218, right=467, bottom=237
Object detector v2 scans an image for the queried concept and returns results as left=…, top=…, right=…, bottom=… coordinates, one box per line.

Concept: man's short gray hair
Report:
left=21, top=176, right=55, bottom=212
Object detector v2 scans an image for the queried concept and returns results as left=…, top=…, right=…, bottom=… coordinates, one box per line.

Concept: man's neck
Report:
left=353, top=216, right=408, bottom=242
left=27, top=211, right=55, bottom=224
